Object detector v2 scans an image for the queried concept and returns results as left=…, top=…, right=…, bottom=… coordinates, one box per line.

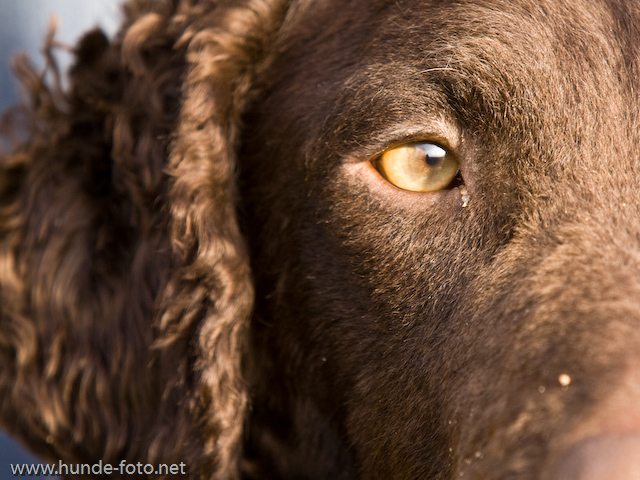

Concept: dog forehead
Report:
left=258, top=0, right=640, bottom=182
left=276, top=1, right=636, bottom=125
left=290, top=0, right=632, bottom=62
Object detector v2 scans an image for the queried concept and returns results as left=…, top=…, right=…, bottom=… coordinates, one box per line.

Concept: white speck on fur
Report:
left=559, top=374, right=571, bottom=387
left=460, top=186, right=470, bottom=207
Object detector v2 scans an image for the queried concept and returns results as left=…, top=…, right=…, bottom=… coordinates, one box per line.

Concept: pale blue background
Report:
left=0, top=1, right=121, bottom=477
left=0, top=0, right=121, bottom=110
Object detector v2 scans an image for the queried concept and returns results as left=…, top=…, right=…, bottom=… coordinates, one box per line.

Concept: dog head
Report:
left=1, top=0, right=640, bottom=478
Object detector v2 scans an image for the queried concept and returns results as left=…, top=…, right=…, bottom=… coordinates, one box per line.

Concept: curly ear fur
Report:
left=0, top=0, right=289, bottom=477
left=157, top=0, right=291, bottom=476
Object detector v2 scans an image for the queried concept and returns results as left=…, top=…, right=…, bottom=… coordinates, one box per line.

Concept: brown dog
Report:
left=1, top=0, right=640, bottom=478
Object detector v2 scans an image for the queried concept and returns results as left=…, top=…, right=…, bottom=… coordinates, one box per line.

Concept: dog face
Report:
left=2, top=0, right=640, bottom=479
left=239, top=0, right=640, bottom=478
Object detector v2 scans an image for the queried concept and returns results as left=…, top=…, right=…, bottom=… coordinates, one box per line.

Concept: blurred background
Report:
left=0, top=0, right=120, bottom=110
left=0, top=0, right=120, bottom=477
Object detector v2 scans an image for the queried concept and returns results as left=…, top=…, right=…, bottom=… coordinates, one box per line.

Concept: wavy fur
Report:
left=0, top=0, right=289, bottom=477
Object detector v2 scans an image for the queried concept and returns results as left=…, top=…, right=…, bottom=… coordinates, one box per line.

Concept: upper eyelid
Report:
left=341, top=120, right=462, bottom=165
left=373, top=136, right=455, bottom=160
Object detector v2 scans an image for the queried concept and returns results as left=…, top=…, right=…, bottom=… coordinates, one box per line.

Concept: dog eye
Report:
left=373, top=142, right=459, bottom=192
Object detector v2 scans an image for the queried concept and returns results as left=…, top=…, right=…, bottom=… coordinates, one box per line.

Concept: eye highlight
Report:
left=373, top=142, right=459, bottom=192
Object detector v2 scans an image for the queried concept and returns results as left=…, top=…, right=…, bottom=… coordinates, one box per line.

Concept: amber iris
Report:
left=373, top=142, right=459, bottom=192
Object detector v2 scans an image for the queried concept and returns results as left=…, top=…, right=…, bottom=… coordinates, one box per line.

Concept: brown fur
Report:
left=1, top=0, right=640, bottom=478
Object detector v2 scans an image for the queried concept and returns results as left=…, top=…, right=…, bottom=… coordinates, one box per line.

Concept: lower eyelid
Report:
left=343, top=161, right=448, bottom=209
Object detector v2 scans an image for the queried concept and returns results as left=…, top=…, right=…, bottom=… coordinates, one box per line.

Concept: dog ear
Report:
left=0, top=0, right=289, bottom=477
left=0, top=11, right=192, bottom=469
left=154, top=1, right=295, bottom=476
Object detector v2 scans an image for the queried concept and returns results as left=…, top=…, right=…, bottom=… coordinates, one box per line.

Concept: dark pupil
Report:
left=425, top=154, right=442, bottom=167
left=420, top=143, right=446, bottom=167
